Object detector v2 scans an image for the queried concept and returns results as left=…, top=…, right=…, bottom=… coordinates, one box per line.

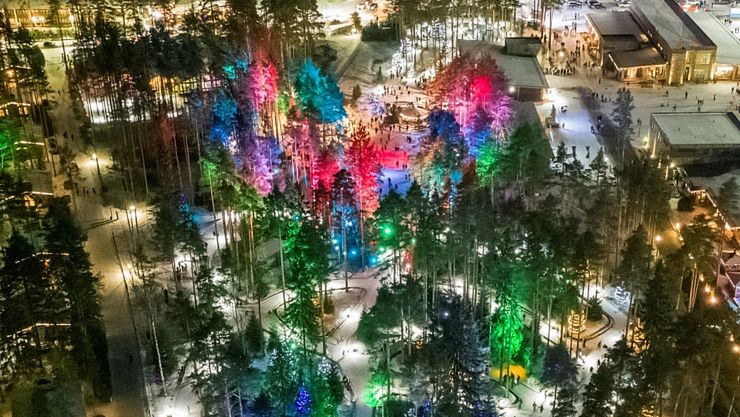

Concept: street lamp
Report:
left=91, top=152, right=102, bottom=184
left=129, top=205, right=140, bottom=237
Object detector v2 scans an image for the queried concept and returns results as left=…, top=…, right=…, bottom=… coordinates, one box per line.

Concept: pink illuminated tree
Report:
left=247, top=59, right=279, bottom=113
left=428, top=54, right=512, bottom=136
left=344, top=123, right=381, bottom=267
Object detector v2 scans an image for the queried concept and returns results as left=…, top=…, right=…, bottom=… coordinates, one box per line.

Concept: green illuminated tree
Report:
left=0, top=117, right=22, bottom=172
left=309, top=358, right=344, bottom=417
left=266, top=337, right=299, bottom=416
left=363, top=367, right=390, bottom=409
left=284, top=216, right=329, bottom=354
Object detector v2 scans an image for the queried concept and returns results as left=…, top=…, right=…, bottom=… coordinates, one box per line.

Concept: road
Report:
left=43, top=43, right=148, bottom=417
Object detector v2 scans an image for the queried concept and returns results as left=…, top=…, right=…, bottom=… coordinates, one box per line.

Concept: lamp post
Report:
left=92, top=152, right=102, bottom=184
left=129, top=205, right=140, bottom=237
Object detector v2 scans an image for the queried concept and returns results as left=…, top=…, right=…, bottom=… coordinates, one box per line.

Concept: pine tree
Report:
left=424, top=294, right=489, bottom=414
left=266, top=338, right=299, bottom=415
left=541, top=344, right=578, bottom=399
left=717, top=177, right=739, bottom=215
left=552, top=385, right=577, bottom=417
left=43, top=198, right=111, bottom=401
left=580, top=364, right=614, bottom=417
left=0, top=231, right=60, bottom=372
left=245, top=312, right=265, bottom=355
left=611, top=90, right=634, bottom=169
left=310, top=358, right=344, bottom=417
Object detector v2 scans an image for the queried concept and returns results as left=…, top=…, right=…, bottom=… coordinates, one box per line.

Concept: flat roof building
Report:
left=686, top=11, right=740, bottom=80
left=648, top=112, right=740, bottom=164
left=630, top=0, right=717, bottom=85
left=504, top=37, right=543, bottom=58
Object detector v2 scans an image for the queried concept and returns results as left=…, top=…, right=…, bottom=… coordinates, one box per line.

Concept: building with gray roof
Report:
left=648, top=112, right=740, bottom=164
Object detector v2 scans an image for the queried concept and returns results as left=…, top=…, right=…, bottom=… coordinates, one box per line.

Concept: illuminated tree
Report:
left=210, top=90, right=238, bottom=145
left=371, top=190, right=410, bottom=282
left=294, top=59, right=347, bottom=124
left=476, top=142, right=501, bottom=186
left=267, top=338, right=300, bottom=416
left=363, top=367, right=391, bottom=408
left=312, top=149, right=340, bottom=191
left=0, top=117, right=22, bottom=171
left=428, top=54, right=511, bottom=134
left=331, top=169, right=360, bottom=285
left=247, top=59, right=279, bottom=114
left=488, top=262, right=525, bottom=384
left=295, top=384, right=312, bottom=417
left=283, top=217, right=330, bottom=353
left=310, top=358, right=344, bottom=417
left=242, top=136, right=282, bottom=196
left=345, top=123, right=381, bottom=215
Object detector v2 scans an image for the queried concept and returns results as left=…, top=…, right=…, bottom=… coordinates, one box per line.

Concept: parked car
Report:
left=566, top=0, right=583, bottom=7
left=587, top=0, right=606, bottom=8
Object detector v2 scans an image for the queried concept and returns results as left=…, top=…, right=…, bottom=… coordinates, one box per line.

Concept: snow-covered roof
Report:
left=631, top=0, right=714, bottom=50
left=687, top=11, right=740, bottom=65
left=457, top=40, right=549, bottom=90
left=652, top=112, right=740, bottom=148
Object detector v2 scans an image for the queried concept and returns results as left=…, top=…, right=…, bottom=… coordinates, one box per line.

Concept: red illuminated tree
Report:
left=313, top=149, right=340, bottom=192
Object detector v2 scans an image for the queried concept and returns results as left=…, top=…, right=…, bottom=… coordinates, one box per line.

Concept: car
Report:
left=587, top=0, right=606, bottom=8
left=566, top=0, right=583, bottom=7
left=618, top=2, right=630, bottom=8
left=368, top=2, right=378, bottom=10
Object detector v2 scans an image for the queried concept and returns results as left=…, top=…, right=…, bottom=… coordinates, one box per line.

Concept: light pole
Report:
left=91, top=152, right=103, bottom=190
left=129, top=205, right=140, bottom=238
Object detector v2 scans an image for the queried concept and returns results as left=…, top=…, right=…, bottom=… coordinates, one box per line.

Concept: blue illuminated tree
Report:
left=294, top=59, right=347, bottom=124
left=295, top=384, right=312, bottom=417
left=464, top=107, right=493, bottom=158
left=210, top=90, right=237, bottom=144
left=427, top=109, right=461, bottom=142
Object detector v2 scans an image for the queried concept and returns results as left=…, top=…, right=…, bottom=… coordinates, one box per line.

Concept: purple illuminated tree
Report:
left=242, top=136, right=282, bottom=196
